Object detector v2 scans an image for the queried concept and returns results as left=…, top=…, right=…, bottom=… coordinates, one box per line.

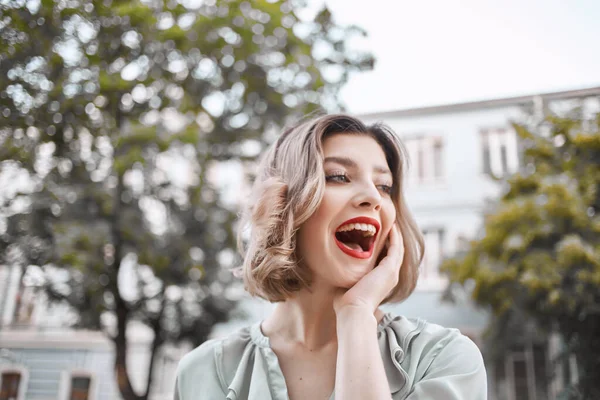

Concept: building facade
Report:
left=1, top=86, right=599, bottom=400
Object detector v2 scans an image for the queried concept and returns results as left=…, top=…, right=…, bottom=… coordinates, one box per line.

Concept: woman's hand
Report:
left=334, top=223, right=405, bottom=315
left=333, top=224, right=405, bottom=399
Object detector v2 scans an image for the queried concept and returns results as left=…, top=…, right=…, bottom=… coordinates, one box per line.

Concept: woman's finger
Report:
left=382, top=223, right=404, bottom=270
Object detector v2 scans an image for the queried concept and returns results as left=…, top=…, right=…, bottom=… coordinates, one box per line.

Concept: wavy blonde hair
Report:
left=237, top=114, right=424, bottom=303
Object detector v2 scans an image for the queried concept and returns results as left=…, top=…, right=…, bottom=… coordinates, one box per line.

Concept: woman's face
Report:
left=296, top=133, right=397, bottom=290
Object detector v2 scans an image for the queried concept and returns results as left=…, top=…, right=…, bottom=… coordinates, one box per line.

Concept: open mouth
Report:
left=334, top=218, right=380, bottom=259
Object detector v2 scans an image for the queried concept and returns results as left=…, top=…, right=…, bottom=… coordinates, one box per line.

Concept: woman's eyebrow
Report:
left=324, top=156, right=391, bottom=176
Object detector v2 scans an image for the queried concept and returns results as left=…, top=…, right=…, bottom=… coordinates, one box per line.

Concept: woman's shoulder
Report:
left=379, top=312, right=482, bottom=359
left=177, top=324, right=256, bottom=372
left=379, top=312, right=486, bottom=398
left=176, top=324, right=257, bottom=396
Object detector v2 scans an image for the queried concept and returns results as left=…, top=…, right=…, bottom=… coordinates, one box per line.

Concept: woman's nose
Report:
left=354, top=182, right=382, bottom=211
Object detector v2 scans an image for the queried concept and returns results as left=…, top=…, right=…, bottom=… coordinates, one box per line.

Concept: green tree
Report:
left=0, top=0, right=373, bottom=399
left=442, top=110, right=600, bottom=399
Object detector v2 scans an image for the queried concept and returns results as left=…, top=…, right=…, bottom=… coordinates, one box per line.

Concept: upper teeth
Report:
left=337, top=223, right=377, bottom=237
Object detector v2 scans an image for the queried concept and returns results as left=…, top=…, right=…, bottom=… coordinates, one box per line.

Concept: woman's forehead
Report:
left=323, top=133, right=387, bottom=158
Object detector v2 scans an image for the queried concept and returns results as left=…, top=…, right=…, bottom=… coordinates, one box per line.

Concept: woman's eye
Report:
left=378, top=184, right=393, bottom=195
left=325, top=174, right=349, bottom=183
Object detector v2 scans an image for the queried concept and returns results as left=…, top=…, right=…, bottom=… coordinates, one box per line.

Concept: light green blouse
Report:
left=175, top=313, right=487, bottom=399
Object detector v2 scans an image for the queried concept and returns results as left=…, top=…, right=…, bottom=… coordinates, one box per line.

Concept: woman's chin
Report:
left=335, top=280, right=355, bottom=290
left=311, top=263, right=374, bottom=291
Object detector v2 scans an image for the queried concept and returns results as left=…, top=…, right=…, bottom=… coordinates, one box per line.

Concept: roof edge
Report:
left=356, top=85, right=600, bottom=119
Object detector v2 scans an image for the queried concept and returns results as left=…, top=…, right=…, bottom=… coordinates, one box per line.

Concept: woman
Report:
left=175, top=114, right=487, bottom=399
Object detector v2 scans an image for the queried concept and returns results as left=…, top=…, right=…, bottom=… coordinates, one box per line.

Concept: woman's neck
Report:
left=262, top=286, right=338, bottom=351
left=261, top=283, right=386, bottom=351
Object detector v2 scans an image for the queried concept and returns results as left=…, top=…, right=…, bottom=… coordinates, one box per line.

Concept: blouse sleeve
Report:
left=405, top=334, right=487, bottom=400
left=174, top=339, right=227, bottom=400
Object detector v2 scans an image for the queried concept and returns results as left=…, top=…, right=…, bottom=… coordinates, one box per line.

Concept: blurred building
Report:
left=0, top=264, right=186, bottom=400
left=1, top=86, right=599, bottom=400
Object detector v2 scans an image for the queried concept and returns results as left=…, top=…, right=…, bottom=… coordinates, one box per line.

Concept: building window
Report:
left=69, top=376, right=91, bottom=400
left=418, top=228, right=445, bottom=288
left=492, top=342, right=550, bottom=400
left=60, top=371, right=95, bottom=400
left=0, top=368, right=27, bottom=400
left=432, top=138, right=444, bottom=179
left=582, top=97, right=600, bottom=133
left=480, top=128, right=519, bottom=176
left=0, top=372, right=20, bottom=400
left=404, top=136, right=444, bottom=184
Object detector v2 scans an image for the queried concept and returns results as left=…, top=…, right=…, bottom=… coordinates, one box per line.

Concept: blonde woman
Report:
left=175, top=114, right=487, bottom=399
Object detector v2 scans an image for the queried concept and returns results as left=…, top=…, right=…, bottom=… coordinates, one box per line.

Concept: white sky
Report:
left=322, top=0, right=600, bottom=114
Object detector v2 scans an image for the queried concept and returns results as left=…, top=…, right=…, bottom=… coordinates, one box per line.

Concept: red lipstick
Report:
left=334, top=216, right=380, bottom=259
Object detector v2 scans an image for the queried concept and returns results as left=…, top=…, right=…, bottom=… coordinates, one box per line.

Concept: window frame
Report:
left=404, top=135, right=445, bottom=185
left=479, top=127, right=520, bottom=177
left=495, top=341, right=556, bottom=400
left=0, top=365, right=28, bottom=400
left=417, top=227, right=447, bottom=291
left=58, top=369, right=97, bottom=400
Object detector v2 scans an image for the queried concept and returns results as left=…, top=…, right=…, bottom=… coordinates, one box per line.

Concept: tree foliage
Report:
left=442, top=109, right=600, bottom=399
left=0, top=0, right=373, bottom=398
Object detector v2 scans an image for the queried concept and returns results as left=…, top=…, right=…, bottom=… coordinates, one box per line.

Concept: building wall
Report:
left=0, top=331, right=118, bottom=400
left=0, top=325, right=184, bottom=400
